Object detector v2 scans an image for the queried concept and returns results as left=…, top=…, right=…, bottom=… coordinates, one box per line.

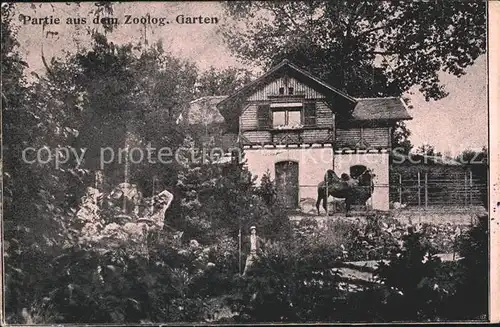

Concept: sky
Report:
left=10, top=2, right=488, bottom=156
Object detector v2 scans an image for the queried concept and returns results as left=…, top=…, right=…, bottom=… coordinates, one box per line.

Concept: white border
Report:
left=488, top=1, right=499, bottom=323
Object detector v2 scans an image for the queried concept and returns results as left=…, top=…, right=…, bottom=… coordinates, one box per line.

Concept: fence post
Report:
left=464, top=172, right=468, bottom=206
left=469, top=169, right=473, bottom=206
left=398, top=173, right=402, bottom=205
left=95, top=170, right=104, bottom=190
left=424, top=172, right=428, bottom=210
left=325, top=177, right=329, bottom=217
left=417, top=171, right=421, bottom=207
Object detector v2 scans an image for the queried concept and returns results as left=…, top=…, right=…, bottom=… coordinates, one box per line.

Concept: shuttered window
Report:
left=257, top=104, right=270, bottom=129
left=303, top=102, right=316, bottom=127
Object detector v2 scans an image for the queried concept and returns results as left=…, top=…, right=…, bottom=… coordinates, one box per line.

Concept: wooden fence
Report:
left=296, top=169, right=486, bottom=213
left=389, top=171, right=486, bottom=208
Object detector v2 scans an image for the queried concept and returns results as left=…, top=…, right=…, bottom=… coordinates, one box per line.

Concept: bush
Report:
left=231, top=237, right=344, bottom=322
left=293, top=215, right=403, bottom=262
left=449, top=215, right=488, bottom=320
left=190, top=236, right=240, bottom=298
left=374, top=228, right=446, bottom=321
left=173, top=161, right=291, bottom=244
left=292, top=218, right=357, bottom=262
left=8, top=229, right=224, bottom=324
left=256, top=171, right=277, bottom=206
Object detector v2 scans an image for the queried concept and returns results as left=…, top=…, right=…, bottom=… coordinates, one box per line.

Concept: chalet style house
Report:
left=187, top=60, right=412, bottom=210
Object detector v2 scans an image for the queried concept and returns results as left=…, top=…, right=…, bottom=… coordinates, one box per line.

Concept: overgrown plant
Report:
left=374, top=227, right=449, bottom=321
left=232, top=238, right=344, bottom=322
left=451, top=215, right=488, bottom=320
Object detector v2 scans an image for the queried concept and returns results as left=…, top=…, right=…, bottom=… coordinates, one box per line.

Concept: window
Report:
left=288, top=110, right=301, bottom=125
left=273, top=111, right=286, bottom=127
left=288, top=87, right=294, bottom=95
left=278, top=87, right=285, bottom=95
left=303, top=102, right=316, bottom=126
left=257, top=104, right=270, bottom=129
left=272, top=108, right=302, bottom=129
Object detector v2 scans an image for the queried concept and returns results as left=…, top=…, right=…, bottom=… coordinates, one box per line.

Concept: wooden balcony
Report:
left=240, top=127, right=334, bottom=146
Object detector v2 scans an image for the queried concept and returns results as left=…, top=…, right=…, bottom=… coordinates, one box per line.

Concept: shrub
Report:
left=256, top=171, right=277, bottom=206
left=294, top=218, right=357, bottom=263
left=374, top=228, right=449, bottom=321
left=10, top=229, right=221, bottom=324
left=449, top=215, right=488, bottom=320
left=231, top=237, right=344, bottom=322
left=342, top=214, right=401, bottom=261
left=173, top=161, right=291, bottom=244
left=190, top=236, right=240, bottom=298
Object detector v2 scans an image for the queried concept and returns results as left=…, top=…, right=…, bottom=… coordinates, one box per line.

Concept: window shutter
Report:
left=257, top=104, right=270, bottom=129
left=304, top=102, right=316, bottom=126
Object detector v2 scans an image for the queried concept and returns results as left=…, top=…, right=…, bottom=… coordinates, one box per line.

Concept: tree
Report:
left=2, top=9, right=198, bottom=320
left=455, top=147, right=487, bottom=165
left=415, top=144, right=442, bottom=157
left=3, top=4, right=92, bottom=321
left=42, top=33, right=199, bottom=188
left=2, top=3, right=88, bottom=248
left=195, top=66, right=254, bottom=97
left=391, top=121, right=413, bottom=155
left=221, top=1, right=486, bottom=100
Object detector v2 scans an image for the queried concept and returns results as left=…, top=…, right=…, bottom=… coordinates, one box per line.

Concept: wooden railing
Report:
left=240, top=127, right=333, bottom=146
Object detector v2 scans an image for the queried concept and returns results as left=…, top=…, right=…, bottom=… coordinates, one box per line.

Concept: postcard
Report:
left=1, top=1, right=498, bottom=324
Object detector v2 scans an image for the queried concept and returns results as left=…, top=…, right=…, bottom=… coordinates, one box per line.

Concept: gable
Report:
left=217, top=60, right=357, bottom=128
left=247, top=76, right=326, bottom=101
left=211, top=60, right=412, bottom=131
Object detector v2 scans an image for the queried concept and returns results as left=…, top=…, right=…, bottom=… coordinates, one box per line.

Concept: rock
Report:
left=109, top=183, right=143, bottom=216
left=143, top=190, right=173, bottom=230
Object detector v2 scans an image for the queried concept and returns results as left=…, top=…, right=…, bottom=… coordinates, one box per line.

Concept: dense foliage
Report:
left=452, top=215, right=489, bottom=319
left=232, top=240, right=344, bottom=322
left=220, top=1, right=486, bottom=157
left=227, top=214, right=488, bottom=323
left=195, top=66, right=254, bottom=98
left=2, top=2, right=489, bottom=324
left=4, top=158, right=291, bottom=323
left=221, top=1, right=486, bottom=100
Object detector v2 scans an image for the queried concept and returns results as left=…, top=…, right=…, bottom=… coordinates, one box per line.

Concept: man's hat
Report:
left=250, top=226, right=256, bottom=230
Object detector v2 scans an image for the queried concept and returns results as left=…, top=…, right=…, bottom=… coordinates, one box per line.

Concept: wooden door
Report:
left=275, top=161, right=299, bottom=208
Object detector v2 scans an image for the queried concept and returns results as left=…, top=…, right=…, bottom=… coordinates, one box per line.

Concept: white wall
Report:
left=334, top=152, right=390, bottom=211
left=244, top=147, right=390, bottom=211
left=244, top=146, right=334, bottom=201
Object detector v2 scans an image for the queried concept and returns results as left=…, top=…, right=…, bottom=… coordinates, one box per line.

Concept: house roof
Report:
left=350, top=97, right=412, bottom=122
left=217, top=59, right=357, bottom=109
left=216, top=60, right=359, bottom=125
left=186, top=95, right=412, bottom=125
left=202, top=61, right=413, bottom=126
